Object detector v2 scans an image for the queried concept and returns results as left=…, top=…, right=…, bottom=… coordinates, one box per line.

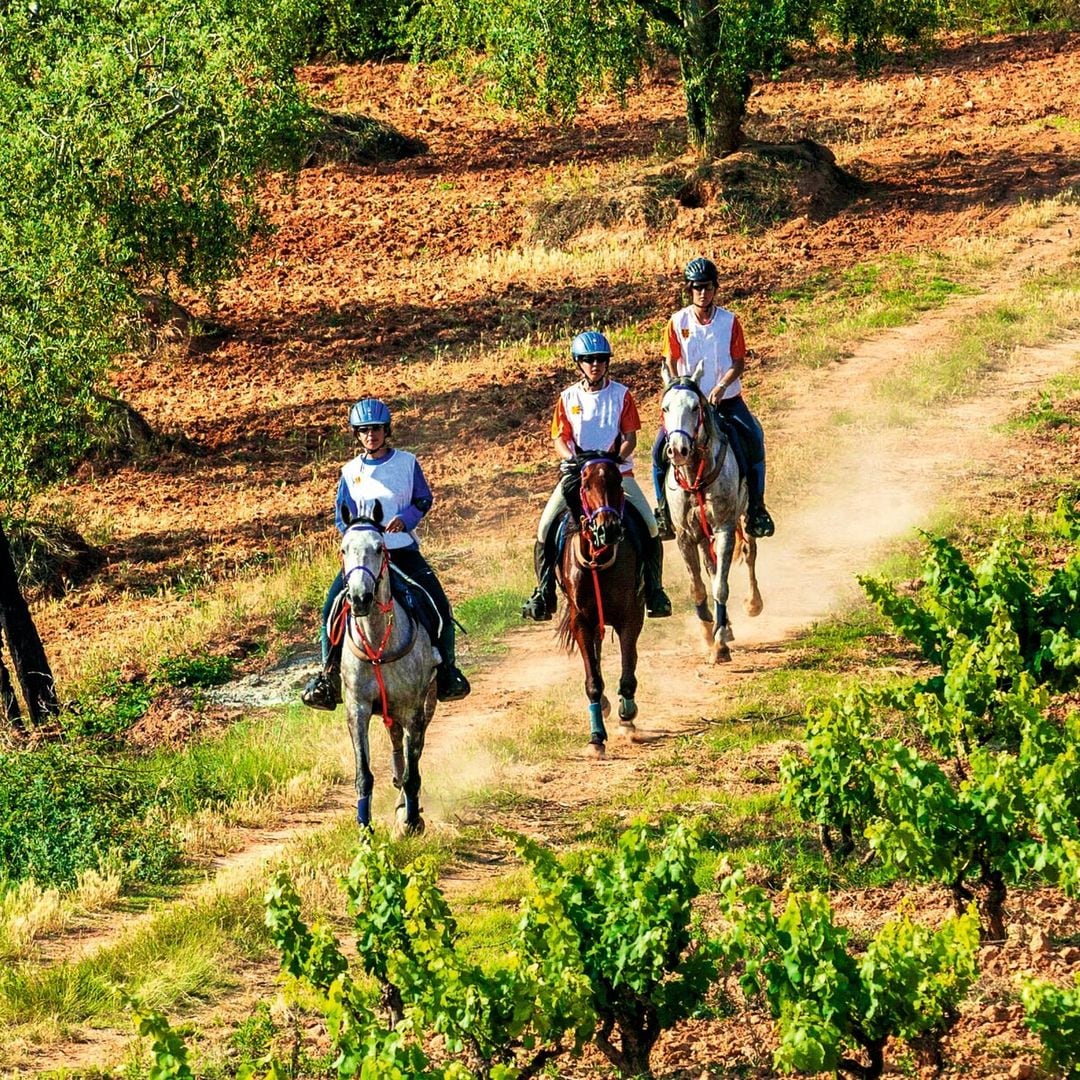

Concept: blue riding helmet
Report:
left=684, top=257, right=718, bottom=285
left=570, top=330, right=612, bottom=365
left=349, top=397, right=392, bottom=431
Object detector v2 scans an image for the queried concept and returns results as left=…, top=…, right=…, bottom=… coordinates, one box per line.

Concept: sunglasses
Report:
left=689, top=282, right=716, bottom=291
left=355, top=425, right=385, bottom=434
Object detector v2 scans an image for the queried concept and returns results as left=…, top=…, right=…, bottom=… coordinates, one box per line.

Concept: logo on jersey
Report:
left=570, top=405, right=582, bottom=415
left=680, top=327, right=690, bottom=339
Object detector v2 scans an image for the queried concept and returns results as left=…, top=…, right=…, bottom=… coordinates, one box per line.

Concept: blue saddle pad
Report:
left=390, top=574, right=441, bottom=646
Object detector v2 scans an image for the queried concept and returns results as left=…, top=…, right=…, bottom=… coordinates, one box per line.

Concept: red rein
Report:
left=340, top=551, right=397, bottom=729
left=674, top=452, right=717, bottom=566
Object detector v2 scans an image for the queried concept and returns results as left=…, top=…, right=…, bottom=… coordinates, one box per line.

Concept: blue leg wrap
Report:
left=618, top=696, right=638, bottom=722
left=715, top=601, right=728, bottom=629
left=357, top=796, right=372, bottom=828
left=588, top=701, right=607, bottom=744
left=695, top=600, right=712, bottom=623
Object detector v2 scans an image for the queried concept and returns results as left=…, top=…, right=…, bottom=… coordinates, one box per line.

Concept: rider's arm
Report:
left=551, top=396, right=576, bottom=461
left=392, top=459, right=433, bottom=533
left=619, top=430, right=637, bottom=459
left=708, top=318, right=748, bottom=404
left=618, top=390, right=641, bottom=460
left=661, top=317, right=682, bottom=381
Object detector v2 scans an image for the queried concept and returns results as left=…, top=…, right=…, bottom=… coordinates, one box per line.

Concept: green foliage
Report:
left=157, top=652, right=236, bottom=689
left=719, top=876, right=980, bottom=1077
left=0, top=742, right=180, bottom=889
left=0, top=0, right=317, bottom=506
left=134, top=1008, right=195, bottom=1080
left=827, top=0, right=944, bottom=72
left=1021, top=973, right=1080, bottom=1078
left=253, top=0, right=414, bottom=59
left=514, top=819, right=718, bottom=1077
left=264, top=835, right=594, bottom=1079
left=785, top=514, right=1080, bottom=936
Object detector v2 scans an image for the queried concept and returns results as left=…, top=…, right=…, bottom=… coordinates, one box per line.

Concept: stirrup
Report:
left=747, top=505, right=775, bottom=539
left=521, top=590, right=554, bottom=622
left=646, top=589, right=673, bottom=618
left=301, top=672, right=340, bottom=711
left=437, top=667, right=471, bottom=702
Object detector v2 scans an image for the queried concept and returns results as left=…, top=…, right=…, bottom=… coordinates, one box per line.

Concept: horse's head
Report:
left=340, top=503, right=389, bottom=617
left=578, top=454, right=625, bottom=551
left=661, top=377, right=709, bottom=467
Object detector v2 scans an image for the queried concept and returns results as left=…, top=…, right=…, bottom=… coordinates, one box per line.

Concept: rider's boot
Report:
left=521, top=540, right=557, bottom=621
left=654, top=498, right=676, bottom=542
left=302, top=648, right=342, bottom=711
left=746, top=460, right=775, bottom=539
left=643, top=536, right=673, bottom=618
left=436, top=613, right=471, bottom=702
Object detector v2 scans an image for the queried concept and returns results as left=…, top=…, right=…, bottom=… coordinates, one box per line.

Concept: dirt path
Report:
left=19, top=213, right=1080, bottom=1075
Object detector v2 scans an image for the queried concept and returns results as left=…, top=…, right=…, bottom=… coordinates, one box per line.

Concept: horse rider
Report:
left=521, top=330, right=673, bottom=622
left=301, top=397, right=471, bottom=710
left=652, top=257, right=776, bottom=542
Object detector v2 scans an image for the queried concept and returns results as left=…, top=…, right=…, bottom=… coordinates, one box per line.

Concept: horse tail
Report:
left=557, top=606, right=578, bottom=655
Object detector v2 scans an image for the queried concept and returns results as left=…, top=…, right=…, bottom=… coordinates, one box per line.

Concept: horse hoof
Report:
left=394, top=806, right=426, bottom=838
left=714, top=644, right=732, bottom=663
left=745, top=596, right=763, bottom=618
left=618, top=698, right=638, bottom=722
left=588, top=741, right=606, bottom=760
left=600, top=695, right=611, bottom=719
left=619, top=721, right=642, bottom=743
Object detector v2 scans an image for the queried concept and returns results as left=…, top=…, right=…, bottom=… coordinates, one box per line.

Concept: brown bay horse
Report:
left=557, top=453, right=644, bottom=759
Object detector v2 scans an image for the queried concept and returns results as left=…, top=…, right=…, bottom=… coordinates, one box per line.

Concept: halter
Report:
left=662, top=382, right=728, bottom=569
left=337, top=521, right=417, bottom=728
left=574, top=460, right=625, bottom=637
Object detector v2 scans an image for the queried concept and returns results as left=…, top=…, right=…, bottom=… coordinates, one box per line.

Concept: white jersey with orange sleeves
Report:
left=664, top=304, right=745, bottom=400
left=551, top=379, right=641, bottom=476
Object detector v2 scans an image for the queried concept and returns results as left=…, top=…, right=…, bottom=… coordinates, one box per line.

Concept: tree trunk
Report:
left=679, top=0, right=749, bottom=158
left=0, top=520, right=58, bottom=724
left=0, top=624, right=22, bottom=729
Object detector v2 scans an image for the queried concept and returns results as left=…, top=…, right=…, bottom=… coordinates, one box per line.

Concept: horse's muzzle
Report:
left=667, top=437, right=692, bottom=464
left=348, top=589, right=375, bottom=617
left=589, top=516, right=623, bottom=550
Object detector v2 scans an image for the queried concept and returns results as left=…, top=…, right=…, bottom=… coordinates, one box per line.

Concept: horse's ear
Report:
left=371, top=501, right=384, bottom=525
left=661, top=362, right=672, bottom=389
left=690, top=359, right=705, bottom=386
left=341, top=503, right=354, bottom=527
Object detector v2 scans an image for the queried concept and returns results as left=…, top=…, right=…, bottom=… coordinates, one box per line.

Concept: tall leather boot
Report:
left=654, top=497, right=675, bottom=542
left=522, top=539, right=557, bottom=621
left=643, top=536, right=673, bottom=618
left=436, top=616, right=470, bottom=702
left=746, top=460, right=775, bottom=538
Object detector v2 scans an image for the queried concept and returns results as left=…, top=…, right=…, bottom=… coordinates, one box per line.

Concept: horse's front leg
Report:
left=345, top=681, right=375, bottom=828
left=576, top=618, right=607, bottom=758
left=710, top=526, right=738, bottom=663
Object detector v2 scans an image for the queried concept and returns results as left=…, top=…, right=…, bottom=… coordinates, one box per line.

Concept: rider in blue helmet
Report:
left=652, top=257, right=775, bottom=540
left=521, top=331, right=672, bottom=621
left=301, top=397, right=471, bottom=710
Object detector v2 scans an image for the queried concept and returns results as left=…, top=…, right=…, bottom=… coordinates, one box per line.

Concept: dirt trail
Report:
left=19, top=214, right=1080, bottom=1075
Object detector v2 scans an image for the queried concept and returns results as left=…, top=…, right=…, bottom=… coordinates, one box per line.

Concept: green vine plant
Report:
left=1021, top=973, right=1080, bottom=1079
left=718, top=874, right=981, bottom=1079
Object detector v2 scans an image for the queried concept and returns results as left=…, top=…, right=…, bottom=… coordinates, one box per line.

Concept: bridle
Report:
left=335, top=520, right=417, bottom=727
left=578, top=460, right=624, bottom=561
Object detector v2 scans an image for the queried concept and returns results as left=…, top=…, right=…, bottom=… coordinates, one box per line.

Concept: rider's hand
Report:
left=385, top=516, right=406, bottom=533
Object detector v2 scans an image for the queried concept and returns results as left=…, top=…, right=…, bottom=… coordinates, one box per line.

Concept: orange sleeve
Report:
left=664, top=318, right=683, bottom=363
left=620, top=390, right=642, bottom=433
left=730, top=316, right=747, bottom=360
left=551, top=397, right=573, bottom=442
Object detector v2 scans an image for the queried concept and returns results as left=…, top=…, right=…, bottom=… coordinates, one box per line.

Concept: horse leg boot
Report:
left=643, top=535, right=673, bottom=618
left=522, top=538, right=557, bottom=621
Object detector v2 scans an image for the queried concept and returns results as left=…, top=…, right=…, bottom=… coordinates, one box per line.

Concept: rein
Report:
left=574, top=461, right=625, bottom=637
left=664, top=388, right=727, bottom=567
left=339, top=534, right=419, bottom=728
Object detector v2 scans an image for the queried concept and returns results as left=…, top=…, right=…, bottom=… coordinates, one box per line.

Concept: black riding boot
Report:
left=436, top=616, right=470, bottom=702
left=302, top=644, right=343, bottom=711
left=643, top=536, right=673, bottom=618
left=747, top=461, right=775, bottom=538
left=522, top=539, right=557, bottom=621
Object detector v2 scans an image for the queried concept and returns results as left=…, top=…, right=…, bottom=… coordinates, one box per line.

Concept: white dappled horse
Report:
left=338, top=506, right=438, bottom=835
left=661, top=367, right=763, bottom=662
